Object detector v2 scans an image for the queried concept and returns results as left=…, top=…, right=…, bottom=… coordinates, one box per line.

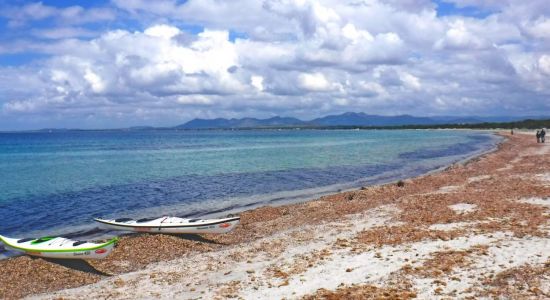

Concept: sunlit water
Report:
left=0, top=129, right=499, bottom=241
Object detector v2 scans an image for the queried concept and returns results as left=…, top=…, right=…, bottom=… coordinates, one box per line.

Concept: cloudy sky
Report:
left=0, top=0, right=549, bottom=130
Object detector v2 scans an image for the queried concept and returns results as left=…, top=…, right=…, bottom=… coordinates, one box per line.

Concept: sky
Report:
left=0, top=0, right=549, bottom=130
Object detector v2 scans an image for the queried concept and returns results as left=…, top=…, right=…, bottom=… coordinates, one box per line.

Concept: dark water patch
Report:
left=398, top=134, right=488, bottom=160
left=0, top=163, right=401, bottom=235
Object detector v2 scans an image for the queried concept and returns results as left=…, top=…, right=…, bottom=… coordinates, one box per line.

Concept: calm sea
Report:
left=0, top=129, right=499, bottom=240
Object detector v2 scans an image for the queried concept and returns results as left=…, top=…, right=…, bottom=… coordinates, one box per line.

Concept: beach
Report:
left=1, top=131, right=549, bottom=299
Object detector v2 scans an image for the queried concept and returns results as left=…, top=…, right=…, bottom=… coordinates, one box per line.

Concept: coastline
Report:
left=1, top=131, right=549, bottom=299
left=0, top=129, right=499, bottom=244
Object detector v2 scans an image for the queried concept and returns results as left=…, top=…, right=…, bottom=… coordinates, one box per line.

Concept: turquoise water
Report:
left=0, top=129, right=498, bottom=238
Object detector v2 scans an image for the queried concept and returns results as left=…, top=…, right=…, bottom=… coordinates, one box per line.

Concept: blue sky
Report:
left=0, top=0, right=549, bottom=130
left=434, top=0, right=494, bottom=18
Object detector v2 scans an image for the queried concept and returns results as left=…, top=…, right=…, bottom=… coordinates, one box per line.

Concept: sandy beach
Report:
left=1, top=131, right=549, bottom=299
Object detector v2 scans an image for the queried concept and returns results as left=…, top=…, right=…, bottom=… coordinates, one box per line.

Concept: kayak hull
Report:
left=0, top=235, right=117, bottom=260
left=94, top=216, right=240, bottom=234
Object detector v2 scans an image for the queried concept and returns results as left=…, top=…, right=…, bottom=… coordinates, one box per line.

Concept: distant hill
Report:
left=26, top=113, right=546, bottom=132
left=177, top=112, right=508, bottom=129
left=395, top=118, right=550, bottom=130
left=176, top=112, right=550, bottom=129
left=128, top=126, right=156, bottom=130
left=176, top=116, right=306, bottom=129
left=310, top=112, right=440, bottom=126
left=301, top=112, right=546, bottom=127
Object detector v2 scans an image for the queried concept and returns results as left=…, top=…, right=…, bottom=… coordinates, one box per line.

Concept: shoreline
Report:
left=1, top=131, right=549, bottom=299
left=0, top=130, right=499, bottom=245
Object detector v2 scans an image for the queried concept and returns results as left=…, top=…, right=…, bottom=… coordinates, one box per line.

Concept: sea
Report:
left=0, top=129, right=499, bottom=248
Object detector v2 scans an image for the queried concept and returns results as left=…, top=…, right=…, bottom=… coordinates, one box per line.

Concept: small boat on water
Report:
left=94, top=216, right=240, bottom=234
left=0, top=235, right=117, bottom=260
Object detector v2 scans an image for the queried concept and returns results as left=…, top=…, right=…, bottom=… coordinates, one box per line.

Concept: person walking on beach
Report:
left=541, top=128, right=546, bottom=143
left=536, top=130, right=541, bottom=143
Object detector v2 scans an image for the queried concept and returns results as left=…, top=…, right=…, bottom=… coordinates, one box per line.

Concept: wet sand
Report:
left=1, top=132, right=549, bottom=299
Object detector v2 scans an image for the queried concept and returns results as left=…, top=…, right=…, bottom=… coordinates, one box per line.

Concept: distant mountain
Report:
left=128, top=126, right=156, bottom=130
left=309, top=112, right=539, bottom=126
left=177, top=116, right=306, bottom=129
left=429, top=115, right=548, bottom=124
left=176, top=112, right=550, bottom=129
left=310, top=112, right=438, bottom=126
left=36, top=128, right=75, bottom=132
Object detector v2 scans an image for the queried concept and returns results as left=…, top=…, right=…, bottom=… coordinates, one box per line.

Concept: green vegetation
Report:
left=393, top=118, right=549, bottom=130
left=361, top=118, right=550, bottom=130
left=222, top=118, right=550, bottom=130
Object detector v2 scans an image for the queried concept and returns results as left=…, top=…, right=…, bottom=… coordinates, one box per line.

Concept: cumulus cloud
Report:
left=523, top=17, right=550, bottom=40
left=539, top=55, right=550, bottom=75
left=0, top=0, right=549, bottom=129
left=1, top=2, right=115, bottom=27
left=435, top=20, right=489, bottom=50
left=353, top=81, right=387, bottom=98
left=144, top=25, right=181, bottom=39
left=399, top=72, right=422, bottom=91
left=31, top=27, right=97, bottom=39
left=250, top=75, right=264, bottom=91
left=298, top=72, right=333, bottom=92
left=1, top=24, right=249, bottom=128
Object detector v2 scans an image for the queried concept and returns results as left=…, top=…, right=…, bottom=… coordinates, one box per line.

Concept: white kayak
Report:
left=94, top=216, right=240, bottom=234
left=0, top=235, right=117, bottom=260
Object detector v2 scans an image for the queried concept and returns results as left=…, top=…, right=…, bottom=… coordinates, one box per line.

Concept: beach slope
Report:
left=1, top=132, right=549, bottom=299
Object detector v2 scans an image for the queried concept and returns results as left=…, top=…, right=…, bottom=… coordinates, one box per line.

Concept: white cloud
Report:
left=399, top=72, right=422, bottom=91
left=435, top=20, right=488, bottom=50
left=538, top=55, right=550, bottom=75
left=523, top=17, right=550, bottom=40
left=298, top=72, right=332, bottom=92
left=177, top=95, right=214, bottom=105
left=32, top=27, right=97, bottom=39
left=1, top=2, right=115, bottom=27
left=341, top=23, right=373, bottom=42
left=1, top=0, right=550, bottom=129
left=144, top=25, right=181, bottom=39
left=355, top=81, right=387, bottom=98
left=112, top=0, right=181, bottom=16
left=84, top=69, right=106, bottom=93
left=3, top=100, right=37, bottom=113
left=250, top=75, right=264, bottom=91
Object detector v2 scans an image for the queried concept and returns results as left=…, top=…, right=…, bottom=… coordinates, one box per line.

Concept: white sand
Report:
left=448, top=203, right=477, bottom=214
left=531, top=144, right=550, bottom=155
left=32, top=206, right=399, bottom=300
left=518, top=197, right=550, bottom=208
left=32, top=202, right=550, bottom=300
left=467, top=175, right=491, bottom=183
left=242, top=232, right=501, bottom=299
left=436, top=185, right=462, bottom=193
left=534, top=173, right=550, bottom=186
left=428, top=221, right=478, bottom=231
left=413, top=234, right=550, bottom=298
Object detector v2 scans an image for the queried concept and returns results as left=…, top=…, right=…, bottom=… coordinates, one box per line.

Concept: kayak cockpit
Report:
left=114, top=218, right=133, bottom=222
left=31, top=237, right=55, bottom=245
left=137, top=217, right=156, bottom=223
left=17, top=238, right=35, bottom=243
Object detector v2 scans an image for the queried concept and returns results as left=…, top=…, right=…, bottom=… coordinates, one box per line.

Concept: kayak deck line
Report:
left=0, top=235, right=118, bottom=253
left=94, top=216, right=241, bottom=234
left=93, top=216, right=241, bottom=229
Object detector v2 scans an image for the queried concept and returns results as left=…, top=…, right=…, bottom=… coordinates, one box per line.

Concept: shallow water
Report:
left=0, top=129, right=498, bottom=238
